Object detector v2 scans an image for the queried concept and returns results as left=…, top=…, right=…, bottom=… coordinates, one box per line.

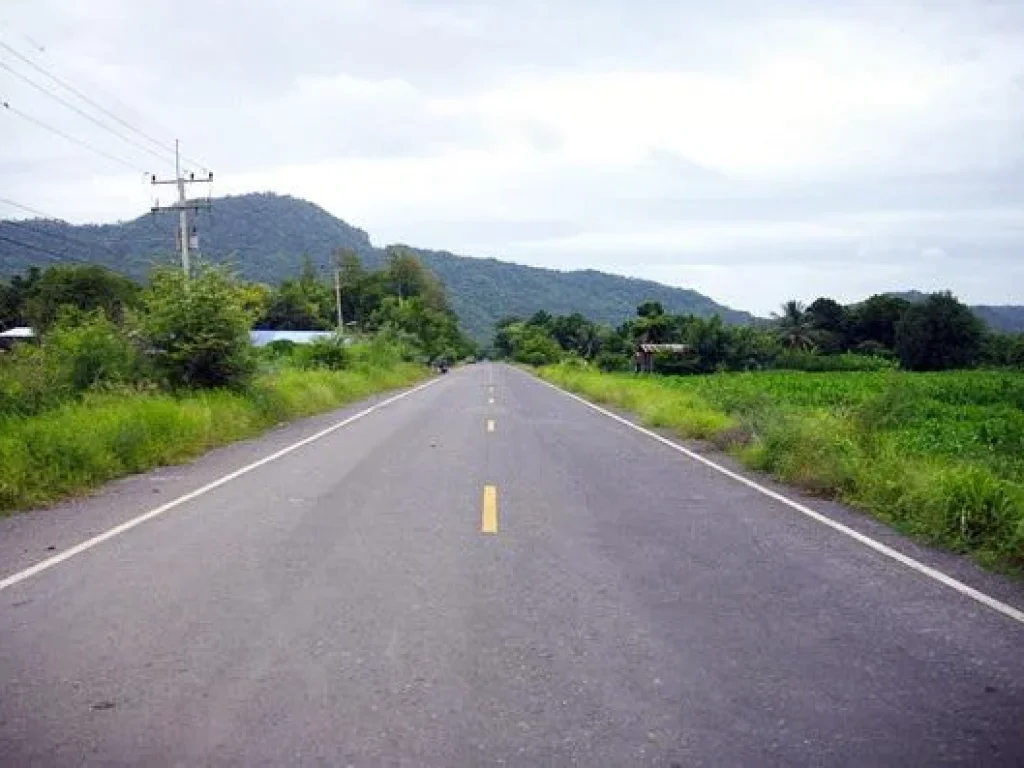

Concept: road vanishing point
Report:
left=1, top=364, right=1022, bottom=765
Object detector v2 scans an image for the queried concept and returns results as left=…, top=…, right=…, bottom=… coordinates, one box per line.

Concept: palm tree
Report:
left=773, top=300, right=815, bottom=350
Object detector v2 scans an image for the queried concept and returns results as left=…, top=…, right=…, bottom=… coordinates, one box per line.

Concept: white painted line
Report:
left=0, top=377, right=442, bottom=593
left=533, top=374, right=1024, bottom=626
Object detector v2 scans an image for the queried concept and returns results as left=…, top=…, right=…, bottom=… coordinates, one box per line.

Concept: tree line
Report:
left=1, top=246, right=474, bottom=364
left=493, top=293, right=1024, bottom=372
left=0, top=249, right=474, bottom=418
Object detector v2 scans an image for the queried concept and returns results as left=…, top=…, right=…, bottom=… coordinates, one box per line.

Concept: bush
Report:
left=595, top=351, right=630, bottom=372
left=0, top=311, right=143, bottom=417
left=292, top=337, right=349, bottom=370
left=43, top=310, right=142, bottom=393
left=137, top=266, right=256, bottom=389
left=511, top=326, right=563, bottom=366
left=0, top=344, right=56, bottom=417
left=263, top=339, right=298, bottom=358
left=774, top=351, right=895, bottom=372
left=349, top=336, right=411, bottom=368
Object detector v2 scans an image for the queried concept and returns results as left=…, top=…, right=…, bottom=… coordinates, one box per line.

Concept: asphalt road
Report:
left=1, top=363, right=1022, bottom=766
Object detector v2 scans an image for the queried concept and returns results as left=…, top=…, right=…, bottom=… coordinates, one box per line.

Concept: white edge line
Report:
left=0, top=376, right=442, bottom=592
left=531, top=373, right=1024, bottom=627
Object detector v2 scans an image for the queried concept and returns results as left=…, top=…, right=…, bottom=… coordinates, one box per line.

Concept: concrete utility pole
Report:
left=150, top=140, right=213, bottom=278
left=334, top=267, right=344, bottom=330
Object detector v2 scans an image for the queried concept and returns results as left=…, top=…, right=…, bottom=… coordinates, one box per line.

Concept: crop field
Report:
left=540, top=365, right=1024, bottom=575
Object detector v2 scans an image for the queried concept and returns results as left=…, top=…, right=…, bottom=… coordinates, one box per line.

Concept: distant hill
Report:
left=971, top=306, right=1024, bottom=334
left=0, top=192, right=752, bottom=340
left=887, top=291, right=1024, bottom=333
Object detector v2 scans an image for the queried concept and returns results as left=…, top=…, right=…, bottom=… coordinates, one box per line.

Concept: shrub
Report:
left=293, top=337, right=349, bottom=370
left=263, top=339, right=298, bottom=358
left=774, top=351, right=895, bottom=372
left=136, top=266, right=255, bottom=389
left=595, top=351, right=630, bottom=372
left=511, top=326, right=563, bottom=366
left=43, top=309, right=142, bottom=393
left=0, top=344, right=56, bottom=417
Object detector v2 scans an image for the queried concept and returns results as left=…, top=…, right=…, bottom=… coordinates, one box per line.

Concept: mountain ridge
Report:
left=3, top=192, right=1022, bottom=337
left=0, top=192, right=753, bottom=339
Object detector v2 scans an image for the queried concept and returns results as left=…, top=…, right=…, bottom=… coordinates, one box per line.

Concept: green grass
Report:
left=540, top=365, right=1024, bottom=575
left=0, top=362, right=426, bottom=513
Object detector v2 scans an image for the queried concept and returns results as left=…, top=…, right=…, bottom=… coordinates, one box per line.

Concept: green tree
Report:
left=806, top=297, right=849, bottom=353
left=550, top=312, right=601, bottom=357
left=684, top=315, right=730, bottom=373
left=335, top=248, right=368, bottom=327
left=258, top=280, right=331, bottom=330
left=493, top=316, right=522, bottom=359
left=137, top=265, right=255, bottom=389
left=895, top=292, right=985, bottom=371
left=385, top=245, right=433, bottom=302
left=637, top=301, right=665, bottom=318
left=511, top=325, right=563, bottom=366
left=632, top=302, right=672, bottom=343
left=24, top=264, right=139, bottom=331
left=850, top=294, right=910, bottom=351
left=774, top=300, right=814, bottom=350
left=371, top=252, right=474, bottom=361
left=0, top=266, right=41, bottom=330
left=526, top=310, right=553, bottom=329
left=982, top=332, right=1024, bottom=368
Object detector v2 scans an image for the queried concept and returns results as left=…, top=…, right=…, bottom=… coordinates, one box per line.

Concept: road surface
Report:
left=1, top=364, right=1022, bottom=766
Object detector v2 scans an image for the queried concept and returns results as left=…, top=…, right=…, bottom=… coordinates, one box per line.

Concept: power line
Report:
left=0, top=197, right=136, bottom=261
left=0, top=59, right=174, bottom=167
left=0, top=38, right=209, bottom=173
left=1, top=217, right=121, bottom=259
left=0, top=233, right=78, bottom=264
left=2, top=97, right=146, bottom=173
left=0, top=196, right=57, bottom=220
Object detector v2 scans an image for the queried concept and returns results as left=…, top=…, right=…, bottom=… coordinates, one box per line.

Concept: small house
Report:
left=634, top=343, right=691, bottom=373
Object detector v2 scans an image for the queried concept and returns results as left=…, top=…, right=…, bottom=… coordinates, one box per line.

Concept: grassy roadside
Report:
left=539, top=364, right=1024, bottom=576
left=0, top=362, right=427, bottom=513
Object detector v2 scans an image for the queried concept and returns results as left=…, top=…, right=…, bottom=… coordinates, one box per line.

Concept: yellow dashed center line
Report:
left=481, top=485, right=498, bottom=533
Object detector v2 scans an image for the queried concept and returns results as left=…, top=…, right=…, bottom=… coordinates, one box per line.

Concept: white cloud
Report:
left=2, top=0, right=1023, bottom=313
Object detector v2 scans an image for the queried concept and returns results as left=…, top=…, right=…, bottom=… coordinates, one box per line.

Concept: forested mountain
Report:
left=972, top=306, right=1024, bottom=334
left=0, top=193, right=750, bottom=339
left=4, top=192, right=1020, bottom=339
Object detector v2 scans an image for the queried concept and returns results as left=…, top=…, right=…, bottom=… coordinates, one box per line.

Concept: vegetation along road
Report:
left=1, top=363, right=1022, bottom=765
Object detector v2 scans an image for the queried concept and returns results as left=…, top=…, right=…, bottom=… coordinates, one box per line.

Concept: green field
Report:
left=540, top=365, right=1024, bottom=575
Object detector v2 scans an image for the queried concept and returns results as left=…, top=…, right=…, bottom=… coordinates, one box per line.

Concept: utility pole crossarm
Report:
left=147, top=139, right=213, bottom=278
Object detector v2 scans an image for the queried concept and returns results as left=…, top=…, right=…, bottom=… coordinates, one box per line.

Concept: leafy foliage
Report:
left=497, top=290, right=1020, bottom=374
left=136, top=266, right=256, bottom=389
left=895, top=292, right=986, bottom=371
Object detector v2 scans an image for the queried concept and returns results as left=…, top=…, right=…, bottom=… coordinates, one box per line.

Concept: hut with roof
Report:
left=634, top=343, right=691, bottom=374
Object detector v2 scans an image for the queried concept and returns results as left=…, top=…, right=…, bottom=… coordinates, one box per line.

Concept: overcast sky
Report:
left=2, top=0, right=1022, bottom=313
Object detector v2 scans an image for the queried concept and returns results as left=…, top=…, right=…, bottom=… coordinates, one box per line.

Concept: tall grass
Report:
left=540, top=365, right=1024, bottom=575
left=0, top=361, right=426, bottom=513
